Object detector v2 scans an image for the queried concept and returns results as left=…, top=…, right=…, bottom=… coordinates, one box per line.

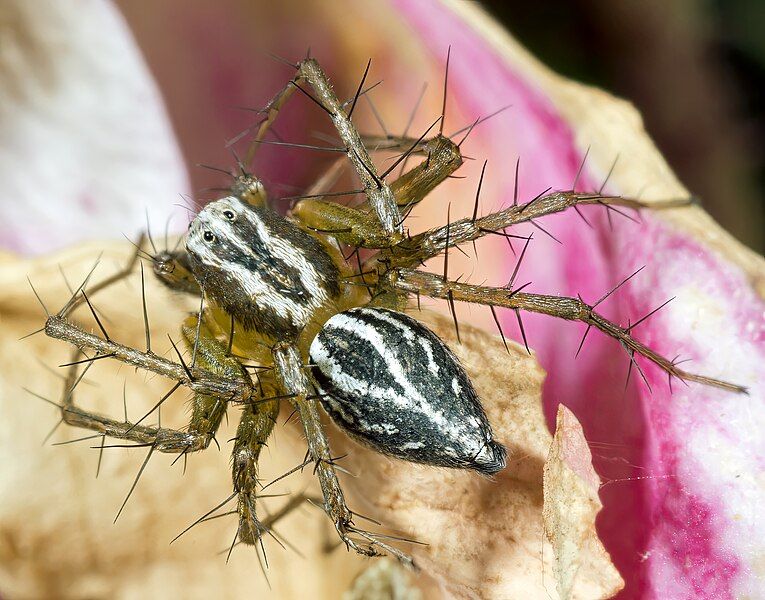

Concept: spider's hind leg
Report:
left=271, top=342, right=415, bottom=567
left=232, top=394, right=279, bottom=545
left=387, top=268, right=747, bottom=394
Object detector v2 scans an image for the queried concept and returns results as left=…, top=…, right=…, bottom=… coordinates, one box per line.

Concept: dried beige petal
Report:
left=543, top=405, right=623, bottom=600
left=343, top=560, right=422, bottom=600
left=1, top=242, right=622, bottom=599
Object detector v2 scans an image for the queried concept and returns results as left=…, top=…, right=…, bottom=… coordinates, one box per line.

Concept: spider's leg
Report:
left=43, top=309, right=252, bottom=453
left=48, top=351, right=215, bottom=453
left=232, top=394, right=279, bottom=545
left=58, top=234, right=147, bottom=319
left=271, top=342, right=414, bottom=567
left=291, top=134, right=463, bottom=249
left=243, top=59, right=403, bottom=243
left=387, top=268, right=747, bottom=394
left=45, top=314, right=252, bottom=401
left=241, top=73, right=300, bottom=167
left=391, top=190, right=695, bottom=268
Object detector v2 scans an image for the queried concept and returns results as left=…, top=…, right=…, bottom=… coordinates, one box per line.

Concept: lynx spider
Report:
left=38, top=52, right=746, bottom=569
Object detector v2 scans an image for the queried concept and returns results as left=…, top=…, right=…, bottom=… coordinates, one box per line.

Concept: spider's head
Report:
left=185, top=196, right=340, bottom=338
left=185, top=196, right=246, bottom=270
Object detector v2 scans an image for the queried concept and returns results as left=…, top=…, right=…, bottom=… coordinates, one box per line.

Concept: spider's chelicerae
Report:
left=40, top=55, right=745, bottom=567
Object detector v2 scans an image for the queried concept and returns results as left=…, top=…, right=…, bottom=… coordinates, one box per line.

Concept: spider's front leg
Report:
left=43, top=307, right=251, bottom=454
left=245, top=58, right=403, bottom=244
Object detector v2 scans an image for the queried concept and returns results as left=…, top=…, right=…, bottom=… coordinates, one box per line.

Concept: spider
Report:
left=40, top=54, right=745, bottom=568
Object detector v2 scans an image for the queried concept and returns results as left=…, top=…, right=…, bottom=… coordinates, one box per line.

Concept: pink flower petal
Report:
left=391, top=1, right=765, bottom=597
left=0, top=0, right=188, bottom=255
left=9, top=0, right=762, bottom=595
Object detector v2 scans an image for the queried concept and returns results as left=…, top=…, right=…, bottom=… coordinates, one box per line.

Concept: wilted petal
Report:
left=389, top=1, right=765, bottom=597
left=0, top=0, right=188, bottom=254
left=544, top=404, right=623, bottom=599
left=1, top=245, right=620, bottom=599
left=2, top=0, right=763, bottom=598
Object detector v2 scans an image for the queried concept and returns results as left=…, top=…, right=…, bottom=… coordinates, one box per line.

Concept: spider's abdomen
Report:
left=309, top=307, right=507, bottom=475
left=185, top=196, right=340, bottom=339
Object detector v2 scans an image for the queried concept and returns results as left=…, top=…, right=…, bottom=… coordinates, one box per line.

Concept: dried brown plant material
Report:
left=544, top=405, right=623, bottom=599
left=1, top=242, right=621, bottom=599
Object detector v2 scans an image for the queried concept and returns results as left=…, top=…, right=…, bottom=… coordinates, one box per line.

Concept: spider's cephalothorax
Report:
left=186, top=195, right=341, bottom=339
left=41, top=56, right=745, bottom=569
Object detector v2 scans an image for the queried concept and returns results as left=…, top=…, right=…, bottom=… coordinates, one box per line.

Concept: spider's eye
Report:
left=203, top=231, right=215, bottom=243
left=223, top=210, right=235, bottom=221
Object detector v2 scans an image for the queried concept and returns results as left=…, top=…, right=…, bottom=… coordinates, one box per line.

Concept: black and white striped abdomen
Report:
left=309, top=307, right=506, bottom=475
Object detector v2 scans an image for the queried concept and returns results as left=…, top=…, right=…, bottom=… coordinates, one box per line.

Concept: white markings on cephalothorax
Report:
left=187, top=196, right=331, bottom=329
left=246, top=208, right=328, bottom=304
